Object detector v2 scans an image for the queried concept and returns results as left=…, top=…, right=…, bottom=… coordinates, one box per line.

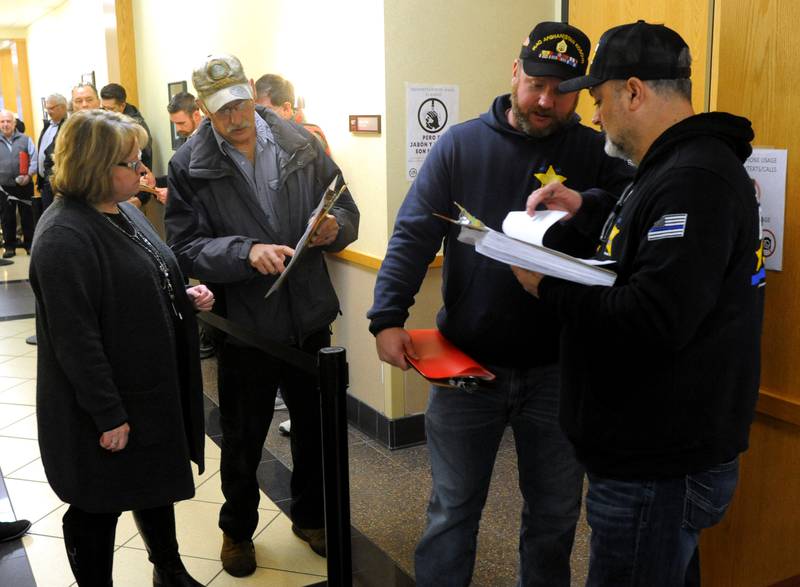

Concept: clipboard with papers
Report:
left=265, top=175, right=346, bottom=299
left=436, top=203, right=617, bottom=287
left=405, top=329, right=495, bottom=391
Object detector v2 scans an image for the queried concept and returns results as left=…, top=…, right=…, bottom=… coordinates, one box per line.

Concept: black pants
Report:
left=62, top=504, right=180, bottom=586
left=217, top=329, right=328, bottom=539
left=1, top=183, right=33, bottom=250
left=39, top=181, right=55, bottom=210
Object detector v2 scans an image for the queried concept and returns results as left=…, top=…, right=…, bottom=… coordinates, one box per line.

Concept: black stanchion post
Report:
left=318, top=346, right=352, bottom=587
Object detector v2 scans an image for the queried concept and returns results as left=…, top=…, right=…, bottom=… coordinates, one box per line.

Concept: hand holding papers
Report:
left=443, top=204, right=617, bottom=286
left=405, top=329, right=495, bottom=390
left=265, top=176, right=345, bottom=299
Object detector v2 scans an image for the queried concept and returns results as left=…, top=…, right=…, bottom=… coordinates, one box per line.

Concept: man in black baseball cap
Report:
left=558, top=20, right=691, bottom=93
left=513, top=21, right=762, bottom=586
left=368, top=20, right=633, bottom=587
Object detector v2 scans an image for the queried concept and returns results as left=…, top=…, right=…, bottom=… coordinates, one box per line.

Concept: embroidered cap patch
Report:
left=647, top=213, right=688, bottom=241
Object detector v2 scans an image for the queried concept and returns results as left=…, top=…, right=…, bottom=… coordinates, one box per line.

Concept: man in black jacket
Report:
left=368, top=22, right=632, bottom=587
left=100, top=83, right=153, bottom=169
left=165, top=53, right=359, bottom=577
left=513, top=21, right=764, bottom=586
left=37, top=93, right=67, bottom=210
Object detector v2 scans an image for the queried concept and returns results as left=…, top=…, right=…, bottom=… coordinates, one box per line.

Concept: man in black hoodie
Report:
left=513, top=21, right=765, bottom=586
left=368, top=22, right=632, bottom=587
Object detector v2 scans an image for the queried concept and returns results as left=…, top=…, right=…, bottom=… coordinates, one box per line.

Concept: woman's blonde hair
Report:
left=51, top=109, right=148, bottom=206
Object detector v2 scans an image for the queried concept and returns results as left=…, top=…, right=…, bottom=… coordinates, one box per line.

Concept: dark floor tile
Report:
left=256, top=459, right=293, bottom=502
left=0, top=547, right=35, bottom=587
left=205, top=406, right=222, bottom=437
left=351, top=530, right=415, bottom=586
left=0, top=282, right=35, bottom=321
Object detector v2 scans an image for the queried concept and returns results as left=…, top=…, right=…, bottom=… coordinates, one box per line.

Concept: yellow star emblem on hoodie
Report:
left=534, top=165, right=567, bottom=186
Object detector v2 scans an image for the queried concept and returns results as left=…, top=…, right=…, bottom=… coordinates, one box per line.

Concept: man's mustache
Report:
left=225, top=120, right=252, bottom=133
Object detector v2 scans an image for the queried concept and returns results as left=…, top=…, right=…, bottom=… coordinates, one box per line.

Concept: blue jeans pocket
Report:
left=682, top=457, right=739, bottom=531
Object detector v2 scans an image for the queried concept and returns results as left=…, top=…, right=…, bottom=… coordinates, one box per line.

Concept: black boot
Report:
left=132, top=506, right=202, bottom=587
left=62, top=506, right=117, bottom=586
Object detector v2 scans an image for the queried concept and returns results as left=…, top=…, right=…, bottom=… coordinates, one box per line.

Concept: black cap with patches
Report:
left=559, top=20, right=691, bottom=93
left=519, top=22, right=591, bottom=82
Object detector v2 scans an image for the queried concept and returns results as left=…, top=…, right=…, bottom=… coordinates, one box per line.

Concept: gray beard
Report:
left=604, top=134, right=635, bottom=164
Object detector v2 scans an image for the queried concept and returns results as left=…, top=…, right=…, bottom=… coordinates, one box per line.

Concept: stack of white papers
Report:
left=458, top=210, right=617, bottom=287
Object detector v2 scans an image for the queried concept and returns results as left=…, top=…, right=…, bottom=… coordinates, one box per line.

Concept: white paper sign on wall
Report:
left=745, top=148, right=787, bottom=271
left=406, top=84, right=459, bottom=182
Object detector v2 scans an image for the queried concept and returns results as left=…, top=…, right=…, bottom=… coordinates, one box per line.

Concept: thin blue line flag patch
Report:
left=647, top=213, right=688, bottom=241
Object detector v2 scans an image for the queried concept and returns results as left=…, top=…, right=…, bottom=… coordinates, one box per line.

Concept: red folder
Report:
left=406, top=329, right=495, bottom=385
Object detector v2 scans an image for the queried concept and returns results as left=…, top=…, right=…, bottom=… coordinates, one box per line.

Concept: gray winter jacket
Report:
left=165, top=106, right=359, bottom=344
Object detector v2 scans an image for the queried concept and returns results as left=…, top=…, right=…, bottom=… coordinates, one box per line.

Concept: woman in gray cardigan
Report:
left=29, top=109, right=214, bottom=587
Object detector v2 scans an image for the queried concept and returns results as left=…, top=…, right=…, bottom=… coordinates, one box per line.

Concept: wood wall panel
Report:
left=568, top=1, right=711, bottom=122
left=701, top=415, right=800, bottom=586
left=115, top=0, right=138, bottom=106
left=0, top=48, right=15, bottom=110
left=14, top=40, right=33, bottom=133
left=713, top=0, right=800, bottom=403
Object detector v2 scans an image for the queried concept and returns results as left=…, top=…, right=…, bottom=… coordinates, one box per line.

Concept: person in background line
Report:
left=31, top=109, right=213, bottom=587
left=367, top=21, right=634, bottom=587
left=512, top=21, right=764, bottom=586
left=100, top=82, right=154, bottom=170
left=166, top=53, right=359, bottom=577
left=37, top=93, right=68, bottom=211
left=71, top=83, right=101, bottom=112
left=0, top=109, right=38, bottom=259
left=168, top=91, right=203, bottom=144
left=254, top=73, right=331, bottom=156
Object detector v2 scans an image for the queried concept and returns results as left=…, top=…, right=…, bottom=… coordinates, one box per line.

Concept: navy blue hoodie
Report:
left=368, top=95, right=633, bottom=367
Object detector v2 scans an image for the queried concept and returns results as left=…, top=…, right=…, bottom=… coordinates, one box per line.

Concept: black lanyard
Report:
left=102, top=208, right=183, bottom=320
left=598, top=183, right=635, bottom=255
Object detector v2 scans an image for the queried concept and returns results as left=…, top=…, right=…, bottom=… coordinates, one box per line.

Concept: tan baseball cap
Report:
left=192, top=53, right=253, bottom=113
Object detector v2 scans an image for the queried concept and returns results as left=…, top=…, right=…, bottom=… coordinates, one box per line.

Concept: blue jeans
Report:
left=415, top=363, right=584, bottom=587
left=585, top=457, right=740, bottom=586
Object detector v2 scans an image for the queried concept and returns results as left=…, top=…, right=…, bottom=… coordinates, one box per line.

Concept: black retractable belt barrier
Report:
left=198, top=313, right=353, bottom=585
left=318, top=347, right=352, bottom=586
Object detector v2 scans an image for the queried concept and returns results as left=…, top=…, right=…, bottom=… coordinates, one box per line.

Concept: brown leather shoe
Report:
left=291, top=525, right=326, bottom=557
left=220, top=533, right=256, bottom=577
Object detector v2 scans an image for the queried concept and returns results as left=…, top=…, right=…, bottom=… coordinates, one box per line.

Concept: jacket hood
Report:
left=479, top=94, right=580, bottom=139
left=641, top=112, right=754, bottom=172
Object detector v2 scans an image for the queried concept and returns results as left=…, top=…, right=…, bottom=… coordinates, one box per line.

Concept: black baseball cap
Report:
left=559, top=20, right=691, bottom=93
left=519, top=22, right=591, bottom=81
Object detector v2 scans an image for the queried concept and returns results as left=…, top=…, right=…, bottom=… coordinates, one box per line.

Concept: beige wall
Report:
left=131, top=0, right=387, bottom=256
left=383, top=0, right=556, bottom=240
left=26, top=0, right=109, bottom=140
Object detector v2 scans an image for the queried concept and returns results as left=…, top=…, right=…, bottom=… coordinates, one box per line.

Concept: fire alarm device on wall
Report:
left=349, top=115, right=381, bottom=134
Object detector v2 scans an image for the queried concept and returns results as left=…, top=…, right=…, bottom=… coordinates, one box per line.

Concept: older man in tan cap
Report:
left=164, top=53, right=359, bottom=577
